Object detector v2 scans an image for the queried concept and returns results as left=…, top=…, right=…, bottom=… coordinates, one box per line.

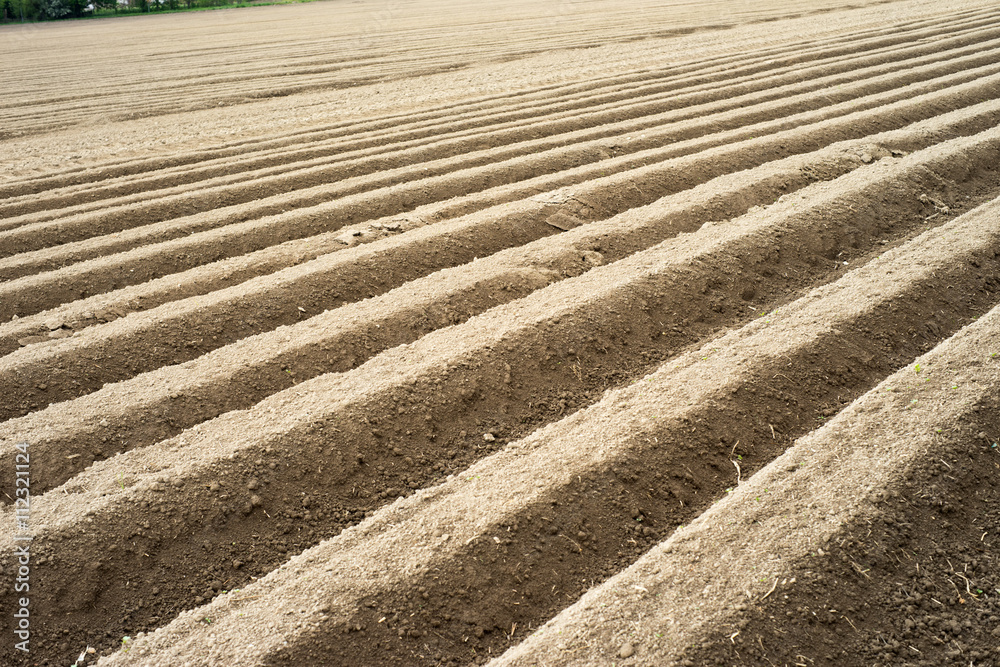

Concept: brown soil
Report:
left=492, top=292, right=1000, bottom=667
left=1, top=0, right=999, bottom=666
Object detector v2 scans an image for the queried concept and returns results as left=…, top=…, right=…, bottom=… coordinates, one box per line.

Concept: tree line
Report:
left=1, top=0, right=264, bottom=21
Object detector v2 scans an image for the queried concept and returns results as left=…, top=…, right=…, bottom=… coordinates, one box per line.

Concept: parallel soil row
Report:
left=3, top=11, right=999, bottom=226
left=1, top=0, right=932, bottom=139
left=491, top=284, right=1000, bottom=667
left=90, top=192, right=1000, bottom=667
left=3, top=3, right=995, bottom=202
left=5, top=28, right=1000, bottom=267
left=2, top=80, right=1000, bottom=424
left=4, top=62, right=1000, bottom=330
left=3, top=127, right=1000, bottom=664
left=1, top=1, right=999, bottom=666
left=1, top=115, right=998, bottom=490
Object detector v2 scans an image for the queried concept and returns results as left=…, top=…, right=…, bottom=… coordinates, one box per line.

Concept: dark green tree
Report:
left=64, top=0, right=89, bottom=17
left=37, top=0, right=69, bottom=18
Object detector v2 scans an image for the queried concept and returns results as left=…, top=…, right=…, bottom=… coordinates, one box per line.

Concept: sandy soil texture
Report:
left=1, top=0, right=999, bottom=665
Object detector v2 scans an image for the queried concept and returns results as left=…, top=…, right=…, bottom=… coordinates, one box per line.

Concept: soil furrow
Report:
left=489, top=295, right=1000, bottom=667
left=171, top=198, right=1000, bottom=667
left=4, top=5, right=986, bottom=199
left=5, top=3, right=1000, bottom=665
left=3, top=65, right=999, bottom=331
left=0, top=140, right=872, bottom=491
left=1, top=98, right=997, bottom=425
left=0, top=129, right=997, bottom=665
left=3, top=38, right=999, bottom=262
left=2, top=15, right=995, bottom=222
left=682, top=408, right=1000, bottom=667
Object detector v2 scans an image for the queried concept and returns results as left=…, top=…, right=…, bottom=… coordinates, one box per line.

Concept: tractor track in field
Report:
left=1, top=1, right=999, bottom=666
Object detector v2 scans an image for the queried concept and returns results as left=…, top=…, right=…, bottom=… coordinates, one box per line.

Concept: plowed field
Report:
left=2, top=0, right=1000, bottom=665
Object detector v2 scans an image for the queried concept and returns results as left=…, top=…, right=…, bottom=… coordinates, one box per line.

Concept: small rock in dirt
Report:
left=483, top=433, right=495, bottom=442
left=49, top=329, right=73, bottom=339
left=860, top=152, right=873, bottom=164
left=384, top=222, right=402, bottom=232
left=335, top=233, right=358, bottom=246
left=619, top=642, right=635, bottom=658
left=17, top=336, right=49, bottom=347
left=546, top=212, right=585, bottom=231
left=250, top=494, right=262, bottom=507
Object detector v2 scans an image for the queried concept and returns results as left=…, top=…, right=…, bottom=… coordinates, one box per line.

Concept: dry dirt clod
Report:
left=619, top=641, right=635, bottom=658
left=17, top=335, right=49, bottom=346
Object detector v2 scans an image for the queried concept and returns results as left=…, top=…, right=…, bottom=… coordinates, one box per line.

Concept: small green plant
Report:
left=914, top=363, right=922, bottom=373
left=121, top=636, right=132, bottom=653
